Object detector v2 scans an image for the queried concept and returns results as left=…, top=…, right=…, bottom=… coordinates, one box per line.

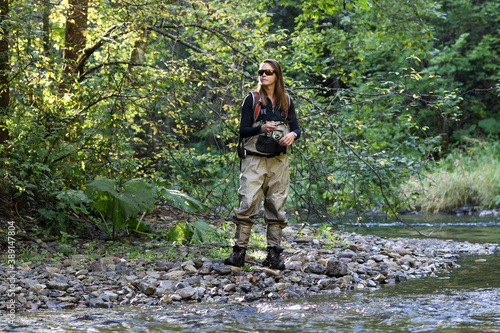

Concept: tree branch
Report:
left=79, top=61, right=159, bottom=81
left=289, top=87, right=436, bottom=238
left=74, top=23, right=129, bottom=77
left=146, top=25, right=255, bottom=80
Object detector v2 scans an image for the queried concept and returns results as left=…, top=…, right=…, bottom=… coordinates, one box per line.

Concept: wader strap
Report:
left=251, top=92, right=261, bottom=121
left=246, top=151, right=287, bottom=158
left=251, top=91, right=289, bottom=122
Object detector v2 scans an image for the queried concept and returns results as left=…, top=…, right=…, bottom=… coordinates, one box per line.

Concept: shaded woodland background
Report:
left=0, top=0, right=498, bottom=236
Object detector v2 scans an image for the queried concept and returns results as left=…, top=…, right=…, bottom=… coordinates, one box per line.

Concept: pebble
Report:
left=1, top=231, right=497, bottom=311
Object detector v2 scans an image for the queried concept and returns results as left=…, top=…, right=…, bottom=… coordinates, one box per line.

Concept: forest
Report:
left=0, top=0, right=498, bottom=239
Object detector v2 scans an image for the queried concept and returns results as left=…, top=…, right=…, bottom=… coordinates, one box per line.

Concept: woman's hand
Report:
left=261, top=123, right=277, bottom=134
left=278, top=132, right=296, bottom=146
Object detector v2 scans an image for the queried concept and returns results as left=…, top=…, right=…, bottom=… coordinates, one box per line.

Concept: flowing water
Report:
left=5, top=214, right=500, bottom=332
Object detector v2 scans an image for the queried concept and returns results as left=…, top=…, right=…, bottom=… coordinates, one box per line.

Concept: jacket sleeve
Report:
left=287, top=99, right=301, bottom=139
left=239, top=94, right=261, bottom=138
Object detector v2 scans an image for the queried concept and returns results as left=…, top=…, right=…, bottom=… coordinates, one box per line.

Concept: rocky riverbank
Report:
left=1, top=224, right=498, bottom=312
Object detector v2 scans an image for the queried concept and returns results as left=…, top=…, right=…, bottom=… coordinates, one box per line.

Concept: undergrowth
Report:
left=404, top=138, right=500, bottom=213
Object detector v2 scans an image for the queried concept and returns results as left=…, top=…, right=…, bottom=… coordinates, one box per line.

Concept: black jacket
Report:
left=239, top=94, right=301, bottom=139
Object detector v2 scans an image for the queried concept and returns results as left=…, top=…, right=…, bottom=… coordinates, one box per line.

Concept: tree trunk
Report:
left=129, top=30, right=149, bottom=71
left=0, top=0, right=9, bottom=145
left=42, top=0, right=50, bottom=53
left=63, top=0, right=88, bottom=76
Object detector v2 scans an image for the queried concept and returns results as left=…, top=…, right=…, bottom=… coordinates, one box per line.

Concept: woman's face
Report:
left=258, top=63, right=277, bottom=88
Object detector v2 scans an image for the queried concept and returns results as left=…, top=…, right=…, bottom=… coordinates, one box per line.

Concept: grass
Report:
left=403, top=138, right=500, bottom=213
left=2, top=210, right=356, bottom=267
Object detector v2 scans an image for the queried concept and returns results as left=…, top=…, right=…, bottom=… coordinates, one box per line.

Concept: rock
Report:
left=75, top=269, right=89, bottom=277
left=165, top=270, right=185, bottom=280
left=479, top=210, right=498, bottom=217
left=240, top=284, right=252, bottom=293
left=159, top=295, right=173, bottom=304
left=176, top=287, right=197, bottom=299
left=349, top=244, right=366, bottom=251
left=44, top=301, right=58, bottom=309
left=181, top=261, right=198, bottom=272
left=138, top=281, right=156, bottom=295
left=46, top=281, right=70, bottom=291
left=56, top=296, right=79, bottom=303
left=275, top=283, right=287, bottom=291
left=23, top=302, right=39, bottom=310
left=24, top=279, right=39, bottom=289
left=146, top=271, right=161, bottom=279
left=223, top=284, right=237, bottom=292
left=318, top=258, right=329, bottom=266
left=29, top=284, right=47, bottom=293
left=103, top=291, right=118, bottom=301
left=89, top=298, right=112, bottom=308
left=192, top=260, right=204, bottom=269
left=372, top=255, right=386, bottom=262
left=326, top=260, right=348, bottom=277
left=393, top=247, right=407, bottom=256
left=305, top=263, right=326, bottom=275
left=45, top=266, right=60, bottom=274
left=175, top=281, right=190, bottom=290
left=158, top=280, right=175, bottom=291
left=282, top=227, right=297, bottom=237
left=244, top=293, right=261, bottom=302
left=388, top=252, right=401, bottom=259
left=91, top=259, right=105, bottom=272
left=212, top=264, right=232, bottom=275
left=61, top=259, right=73, bottom=267
left=294, top=237, right=313, bottom=243
left=262, top=268, right=281, bottom=277
left=338, top=252, right=355, bottom=259
left=3, top=218, right=494, bottom=309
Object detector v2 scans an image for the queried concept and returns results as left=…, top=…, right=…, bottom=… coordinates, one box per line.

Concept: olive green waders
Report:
left=225, top=154, right=289, bottom=267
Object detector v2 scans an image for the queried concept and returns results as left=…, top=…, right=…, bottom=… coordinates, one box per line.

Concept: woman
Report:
left=225, top=59, right=301, bottom=270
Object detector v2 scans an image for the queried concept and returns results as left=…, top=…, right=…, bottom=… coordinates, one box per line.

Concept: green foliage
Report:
left=166, top=221, right=193, bottom=243
left=154, top=177, right=207, bottom=212
left=37, top=189, right=90, bottom=233
left=1, top=0, right=498, bottom=235
left=316, top=223, right=350, bottom=249
left=84, top=177, right=156, bottom=239
left=160, top=188, right=207, bottom=212
left=427, top=0, right=500, bottom=141
left=166, top=220, right=227, bottom=245
left=403, top=139, right=500, bottom=212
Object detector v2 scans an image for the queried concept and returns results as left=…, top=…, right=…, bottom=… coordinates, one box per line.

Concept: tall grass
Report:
left=403, top=139, right=500, bottom=213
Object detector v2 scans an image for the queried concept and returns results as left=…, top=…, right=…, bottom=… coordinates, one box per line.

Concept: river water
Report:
left=5, top=214, right=500, bottom=332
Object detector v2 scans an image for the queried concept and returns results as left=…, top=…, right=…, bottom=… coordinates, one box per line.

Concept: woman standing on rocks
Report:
left=225, top=59, right=301, bottom=270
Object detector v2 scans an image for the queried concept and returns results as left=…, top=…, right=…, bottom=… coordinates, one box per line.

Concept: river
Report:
left=5, top=214, right=500, bottom=332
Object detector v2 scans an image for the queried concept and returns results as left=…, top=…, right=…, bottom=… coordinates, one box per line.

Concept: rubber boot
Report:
left=224, top=245, right=247, bottom=267
left=224, top=224, right=252, bottom=267
left=262, top=246, right=285, bottom=270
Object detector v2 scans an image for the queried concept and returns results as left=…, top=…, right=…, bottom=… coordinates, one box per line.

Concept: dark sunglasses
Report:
left=258, top=69, right=276, bottom=76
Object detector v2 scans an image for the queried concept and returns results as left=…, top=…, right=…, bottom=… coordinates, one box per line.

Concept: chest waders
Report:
left=237, top=92, right=290, bottom=159
left=225, top=92, right=289, bottom=270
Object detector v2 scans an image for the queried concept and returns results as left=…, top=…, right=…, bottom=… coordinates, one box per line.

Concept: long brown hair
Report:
left=257, top=59, right=289, bottom=112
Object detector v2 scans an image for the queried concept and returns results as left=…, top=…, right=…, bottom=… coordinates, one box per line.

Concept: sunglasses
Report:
left=258, top=69, right=276, bottom=76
